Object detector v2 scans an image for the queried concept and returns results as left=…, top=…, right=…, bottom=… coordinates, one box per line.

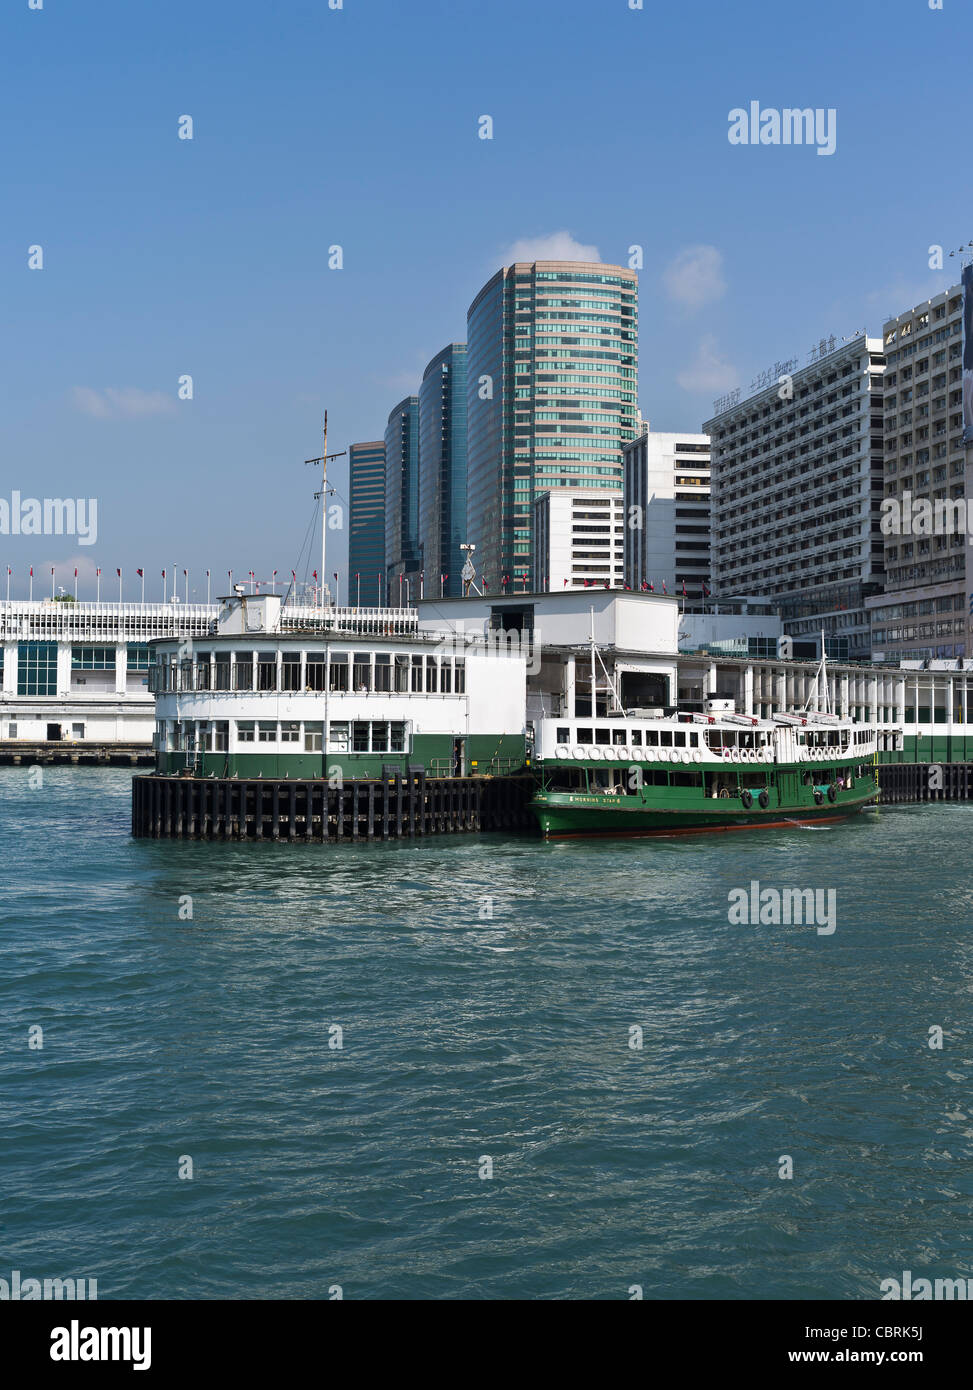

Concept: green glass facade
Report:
left=466, top=261, right=639, bottom=587
left=348, top=440, right=387, bottom=606
left=384, top=396, right=420, bottom=597
left=419, top=344, right=467, bottom=598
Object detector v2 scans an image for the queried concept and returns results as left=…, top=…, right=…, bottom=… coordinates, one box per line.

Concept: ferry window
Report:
left=454, top=659, right=465, bottom=694
left=441, top=661, right=452, bottom=694
left=389, top=722, right=407, bottom=753
left=281, top=655, right=302, bottom=691
left=306, top=652, right=327, bottom=691
left=591, top=769, right=612, bottom=789
left=577, top=727, right=593, bottom=743
left=374, top=654, right=392, bottom=692
left=371, top=721, right=390, bottom=752
left=411, top=656, right=423, bottom=692
left=674, top=732, right=686, bottom=747
left=395, top=655, right=410, bottom=692
left=214, top=656, right=231, bottom=690
left=214, top=722, right=229, bottom=753
left=258, top=721, right=277, bottom=743
left=257, top=656, right=278, bottom=691
left=631, top=730, right=642, bottom=745
left=596, top=728, right=610, bottom=745
left=330, top=653, right=350, bottom=692
left=425, top=658, right=438, bottom=693
left=353, top=654, right=372, bottom=691
left=689, top=732, right=698, bottom=747
left=233, top=654, right=253, bottom=690
left=671, top=772, right=702, bottom=787
left=556, top=727, right=570, bottom=744
left=304, top=721, right=323, bottom=752
left=660, top=730, right=673, bottom=747
left=328, top=721, right=350, bottom=753
left=353, top=721, right=370, bottom=752
left=612, top=729, right=626, bottom=745
left=646, top=730, right=658, bottom=746
left=280, top=721, right=300, bottom=743
left=237, top=721, right=255, bottom=744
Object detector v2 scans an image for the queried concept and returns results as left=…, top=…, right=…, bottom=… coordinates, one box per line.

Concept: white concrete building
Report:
left=622, top=427, right=711, bottom=597
left=531, top=489, right=625, bottom=590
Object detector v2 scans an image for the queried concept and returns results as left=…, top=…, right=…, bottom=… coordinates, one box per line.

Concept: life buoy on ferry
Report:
left=572, top=747, right=586, bottom=761
left=680, top=749, right=691, bottom=764
left=555, top=746, right=570, bottom=760
left=588, top=746, right=602, bottom=761
left=691, top=749, right=702, bottom=764
left=730, top=748, right=741, bottom=763
left=617, top=746, right=630, bottom=761
left=646, top=749, right=657, bottom=763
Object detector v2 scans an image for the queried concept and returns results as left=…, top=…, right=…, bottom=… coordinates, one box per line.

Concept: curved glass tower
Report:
left=466, top=260, right=638, bottom=588
left=418, top=343, right=468, bottom=599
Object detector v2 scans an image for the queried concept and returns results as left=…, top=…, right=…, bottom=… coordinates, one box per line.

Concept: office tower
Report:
left=623, top=426, right=711, bottom=597
left=704, top=334, right=886, bottom=662
left=384, top=395, right=420, bottom=602
left=347, top=440, right=386, bottom=606
left=466, top=260, right=638, bottom=588
left=418, top=344, right=468, bottom=598
left=532, top=490, right=625, bottom=590
left=867, top=285, right=970, bottom=661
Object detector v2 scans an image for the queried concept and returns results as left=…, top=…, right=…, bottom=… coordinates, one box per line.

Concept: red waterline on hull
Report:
left=541, top=813, right=856, bottom=840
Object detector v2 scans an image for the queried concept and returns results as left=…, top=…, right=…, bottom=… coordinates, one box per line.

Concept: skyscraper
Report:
left=384, top=395, right=420, bottom=602
left=347, top=440, right=386, bottom=606
left=623, top=426, right=711, bottom=598
left=466, top=260, right=638, bottom=588
left=418, top=344, right=467, bottom=598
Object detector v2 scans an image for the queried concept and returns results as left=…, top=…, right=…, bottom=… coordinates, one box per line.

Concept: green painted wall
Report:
left=156, top=733, right=526, bottom=779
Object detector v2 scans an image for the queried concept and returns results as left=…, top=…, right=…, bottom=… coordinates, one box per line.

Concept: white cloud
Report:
left=662, top=245, right=726, bottom=309
left=500, top=231, right=601, bottom=265
left=71, top=386, right=176, bottom=419
left=677, top=335, right=739, bottom=393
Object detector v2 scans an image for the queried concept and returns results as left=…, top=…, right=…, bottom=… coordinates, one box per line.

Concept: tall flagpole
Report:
left=305, top=410, right=346, bottom=610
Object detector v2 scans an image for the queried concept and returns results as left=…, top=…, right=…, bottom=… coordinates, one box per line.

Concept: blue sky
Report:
left=1, top=0, right=968, bottom=600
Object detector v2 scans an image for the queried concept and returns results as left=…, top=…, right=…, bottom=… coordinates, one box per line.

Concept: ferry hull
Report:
left=529, top=791, right=877, bottom=839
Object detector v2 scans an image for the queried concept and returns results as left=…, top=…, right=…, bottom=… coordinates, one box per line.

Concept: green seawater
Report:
left=1, top=768, right=971, bottom=1299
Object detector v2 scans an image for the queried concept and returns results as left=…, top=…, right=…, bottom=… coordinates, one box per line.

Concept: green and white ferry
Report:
left=528, top=694, right=880, bottom=839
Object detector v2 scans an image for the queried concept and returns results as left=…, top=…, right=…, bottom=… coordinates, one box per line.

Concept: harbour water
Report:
left=1, top=767, right=971, bottom=1299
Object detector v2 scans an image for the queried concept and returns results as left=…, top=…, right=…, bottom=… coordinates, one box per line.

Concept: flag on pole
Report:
left=116, top=568, right=121, bottom=578
left=136, top=568, right=143, bottom=578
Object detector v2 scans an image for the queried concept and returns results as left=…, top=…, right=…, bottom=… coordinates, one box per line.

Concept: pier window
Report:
left=353, top=653, right=372, bottom=691
left=454, top=659, right=465, bottom=694
left=304, top=721, right=323, bottom=752
left=395, top=655, right=410, bottom=692
left=233, top=653, right=254, bottom=691
left=127, top=643, right=151, bottom=672
left=214, top=654, right=231, bottom=690
left=411, top=656, right=423, bottom=692
left=257, top=655, right=278, bottom=691
left=306, top=652, right=327, bottom=691
left=328, top=721, right=350, bottom=752
left=389, top=721, right=407, bottom=753
left=330, top=652, right=350, bottom=692
left=425, top=658, right=438, bottom=693
left=352, top=720, right=370, bottom=752
left=441, top=661, right=452, bottom=694
left=197, top=722, right=213, bottom=752
left=214, top=722, right=229, bottom=753
left=237, top=721, right=255, bottom=744
left=374, top=654, right=392, bottom=692
left=281, top=654, right=302, bottom=691
left=195, top=654, right=212, bottom=690
left=257, top=721, right=276, bottom=743
left=280, top=721, right=300, bottom=743
left=371, top=721, right=390, bottom=752
left=72, top=646, right=115, bottom=669
left=17, top=642, right=57, bottom=696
